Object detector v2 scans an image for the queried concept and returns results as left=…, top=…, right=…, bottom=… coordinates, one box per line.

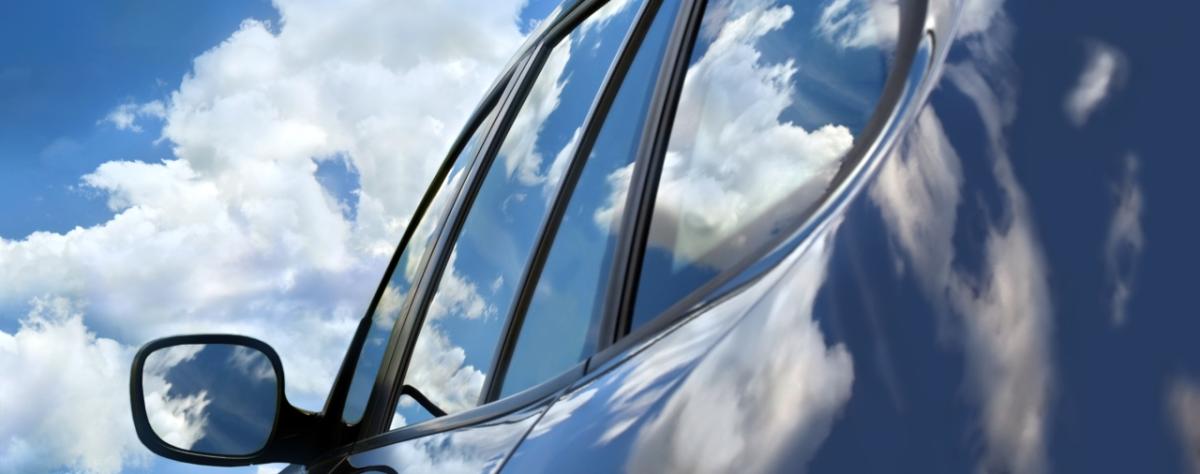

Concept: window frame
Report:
left=328, top=0, right=570, bottom=440
left=353, top=0, right=642, bottom=440
left=342, top=0, right=931, bottom=455
left=348, top=54, right=536, bottom=438
left=313, top=69, right=516, bottom=445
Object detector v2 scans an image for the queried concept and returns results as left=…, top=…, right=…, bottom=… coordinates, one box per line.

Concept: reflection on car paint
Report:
left=347, top=398, right=550, bottom=473
left=504, top=210, right=853, bottom=472
left=320, top=0, right=1200, bottom=472
left=871, top=36, right=1056, bottom=471
left=507, top=0, right=1200, bottom=472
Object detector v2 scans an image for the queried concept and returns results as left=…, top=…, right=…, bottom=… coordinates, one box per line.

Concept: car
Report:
left=128, top=0, right=1200, bottom=472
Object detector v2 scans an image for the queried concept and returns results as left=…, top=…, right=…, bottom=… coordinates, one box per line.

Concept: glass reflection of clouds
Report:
left=400, top=0, right=646, bottom=422
left=623, top=0, right=893, bottom=327
left=343, top=104, right=496, bottom=424
left=229, top=345, right=276, bottom=382
left=501, top=0, right=682, bottom=398
left=344, top=2, right=580, bottom=426
left=143, top=344, right=209, bottom=450
left=502, top=1, right=901, bottom=471
left=142, top=343, right=278, bottom=456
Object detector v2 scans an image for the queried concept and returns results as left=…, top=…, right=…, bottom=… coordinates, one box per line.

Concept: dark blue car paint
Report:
left=346, top=398, right=551, bottom=473
left=325, top=0, right=1200, bottom=471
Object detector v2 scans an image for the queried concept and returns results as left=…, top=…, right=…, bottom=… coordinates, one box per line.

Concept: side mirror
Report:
left=130, top=335, right=319, bottom=466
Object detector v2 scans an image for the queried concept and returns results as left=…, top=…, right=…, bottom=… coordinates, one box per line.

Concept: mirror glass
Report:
left=141, top=343, right=279, bottom=456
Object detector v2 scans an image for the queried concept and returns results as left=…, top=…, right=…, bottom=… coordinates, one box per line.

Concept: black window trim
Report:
left=355, top=0, right=620, bottom=439
left=596, top=0, right=707, bottom=352
left=310, top=65, right=517, bottom=448
left=351, top=360, right=585, bottom=453
left=343, top=12, right=572, bottom=438
left=351, top=55, right=534, bottom=438
left=345, top=3, right=587, bottom=440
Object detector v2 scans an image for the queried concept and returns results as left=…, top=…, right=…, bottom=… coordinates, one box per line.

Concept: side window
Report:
left=497, top=0, right=680, bottom=398
left=629, top=0, right=895, bottom=329
left=396, top=0, right=648, bottom=426
left=339, top=101, right=501, bottom=424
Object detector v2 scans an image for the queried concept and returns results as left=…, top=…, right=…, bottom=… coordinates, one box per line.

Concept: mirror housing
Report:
left=129, top=334, right=322, bottom=467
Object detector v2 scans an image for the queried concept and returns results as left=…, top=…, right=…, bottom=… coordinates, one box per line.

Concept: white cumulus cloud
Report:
left=100, top=100, right=167, bottom=132
left=0, top=297, right=146, bottom=474
left=1, top=0, right=534, bottom=472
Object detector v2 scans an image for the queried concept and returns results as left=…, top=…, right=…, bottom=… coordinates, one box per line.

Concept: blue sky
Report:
left=0, top=0, right=558, bottom=472
left=0, top=0, right=278, bottom=240
left=0, top=3, right=284, bottom=472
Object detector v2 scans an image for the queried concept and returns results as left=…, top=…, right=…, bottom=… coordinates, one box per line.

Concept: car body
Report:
left=131, top=0, right=1200, bottom=472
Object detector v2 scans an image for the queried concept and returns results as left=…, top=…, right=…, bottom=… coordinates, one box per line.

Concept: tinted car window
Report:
left=397, top=0, right=647, bottom=424
left=339, top=103, right=501, bottom=424
left=629, top=0, right=894, bottom=329
left=498, top=0, right=680, bottom=398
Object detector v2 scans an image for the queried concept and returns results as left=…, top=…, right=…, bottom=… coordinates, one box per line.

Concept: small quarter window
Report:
left=629, top=0, right=895, bottom=329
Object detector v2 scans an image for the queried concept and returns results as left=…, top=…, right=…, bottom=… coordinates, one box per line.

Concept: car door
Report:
left=332, top=0, right=928, bottom=469
left=338, top=0, right=930, bottom=470
left=499, top=0, right=934, bottom=471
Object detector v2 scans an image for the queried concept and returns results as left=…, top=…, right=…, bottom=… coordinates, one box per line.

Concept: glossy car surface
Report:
left=136, top=0, right=1200, bottom=471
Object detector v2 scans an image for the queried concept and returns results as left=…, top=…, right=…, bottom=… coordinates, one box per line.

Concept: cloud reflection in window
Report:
left=615, top=0, right=890, bottom=327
